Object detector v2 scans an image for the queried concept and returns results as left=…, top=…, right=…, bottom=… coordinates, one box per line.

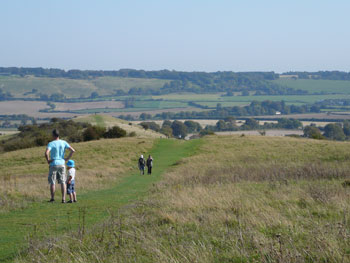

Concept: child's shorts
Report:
left=67, top=181, right=75, bottom=194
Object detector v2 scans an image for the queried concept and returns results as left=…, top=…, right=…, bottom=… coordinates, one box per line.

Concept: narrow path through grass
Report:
left=0, top=138, right=202, bottom=262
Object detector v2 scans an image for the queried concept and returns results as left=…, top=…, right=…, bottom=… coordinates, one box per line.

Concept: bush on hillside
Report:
left=104, top=126, right=127, bottom=138
left=139, top=122, right=160, bottom=132
left=0, top=119, right=127, bottom=152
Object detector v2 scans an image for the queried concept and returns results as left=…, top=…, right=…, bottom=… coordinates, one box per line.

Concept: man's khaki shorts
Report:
left=48, top=165, right=66, bottom=185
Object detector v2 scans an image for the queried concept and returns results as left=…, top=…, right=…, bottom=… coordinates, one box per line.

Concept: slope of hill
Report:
left=0, top=75, right=169, bottom=98
left=73, top=114, right=166, bottom=138
left=13, top=135, right=350, bottom=263
left=0, top=138, right=201, bottom=262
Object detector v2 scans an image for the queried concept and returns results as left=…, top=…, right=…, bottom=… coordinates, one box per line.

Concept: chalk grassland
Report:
left=15, top=136, right=350, bottom=263
left=0, top=139, right=201, bottom=262
left=0, top=137, right=154, bottom=212
left=73, top=115, right=166, bottom=138
left=273, top=79, right=350, bottom=94
left=0, top=76, right=169, bottom=98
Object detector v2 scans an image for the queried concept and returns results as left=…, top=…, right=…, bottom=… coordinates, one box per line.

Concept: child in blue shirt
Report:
left=66, top=160, right=77, bottom=203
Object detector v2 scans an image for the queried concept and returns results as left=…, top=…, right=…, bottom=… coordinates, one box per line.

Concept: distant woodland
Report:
left=1, top=67, right=349, bottom=98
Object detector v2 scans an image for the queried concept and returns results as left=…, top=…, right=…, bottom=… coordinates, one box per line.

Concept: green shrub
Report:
left=103, top=126, right=127, bottom=138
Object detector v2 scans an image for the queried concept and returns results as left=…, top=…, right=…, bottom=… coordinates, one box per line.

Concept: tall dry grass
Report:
left=15, top=136, right=350, bottom=262
left=0, top=137, right=153, bottom=212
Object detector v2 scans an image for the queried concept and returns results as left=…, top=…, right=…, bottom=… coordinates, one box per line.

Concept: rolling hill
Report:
left=1, top=135, right=350, bottom=262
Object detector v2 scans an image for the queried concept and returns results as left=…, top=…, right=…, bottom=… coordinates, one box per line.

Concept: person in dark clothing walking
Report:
left=146, top=155, right=153, bottom=175
left=138, top=155, right=145, bottom=175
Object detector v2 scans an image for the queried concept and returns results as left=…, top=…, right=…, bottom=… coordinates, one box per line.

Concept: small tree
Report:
left=104, top=126, right=127, bottom=138
left=171, top=121, right=188, bottom=138
left=303, top=126, right=323, bottom=139
left=83, top=126, right=105, bottom=141
left=324, top=123, right=345, bottom=141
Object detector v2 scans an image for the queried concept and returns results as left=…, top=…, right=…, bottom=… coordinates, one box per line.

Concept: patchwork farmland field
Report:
left=273, top=79, right=350, bottom=94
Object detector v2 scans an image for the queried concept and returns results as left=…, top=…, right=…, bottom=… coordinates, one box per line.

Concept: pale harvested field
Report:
left=54, top=101, right=124, bottom=111
left=216, top=129, right=303, bottom=136
left=0, top=100, right=83, bottom=118
left=0, top=101, right=47, bottom=115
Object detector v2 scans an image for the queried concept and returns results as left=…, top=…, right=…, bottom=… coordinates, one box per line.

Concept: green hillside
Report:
left=0, top=138, right=201, bottom=261
left=0, top=76, right=169, bottom=98
left=2, top=135, right=350, bottom=262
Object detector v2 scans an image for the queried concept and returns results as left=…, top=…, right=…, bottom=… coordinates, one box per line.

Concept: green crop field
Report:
left=153, top=93, right=224, bottom=101
left=91, top=76, right=169, bottom=92
left=273, top=79, right=350, bottom=94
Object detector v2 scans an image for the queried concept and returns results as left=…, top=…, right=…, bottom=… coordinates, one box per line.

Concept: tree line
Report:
left=152, top=100, right=320, bottom=120
left=281, top=71, right=350, bottom=80
left=0, top=118, right=128, bottom=152
left=303, top=121, right=350, bottom=141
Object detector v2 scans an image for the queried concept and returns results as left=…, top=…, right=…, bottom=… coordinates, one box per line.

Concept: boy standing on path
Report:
left=45, top=129, right=75, bottom=203
left=66, top=160, right=77, bottom=203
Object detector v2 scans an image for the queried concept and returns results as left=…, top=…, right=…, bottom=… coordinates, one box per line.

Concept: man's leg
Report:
left=50, top=184, right=55, bottom=200
left=61, top=183, right=66, bottom=202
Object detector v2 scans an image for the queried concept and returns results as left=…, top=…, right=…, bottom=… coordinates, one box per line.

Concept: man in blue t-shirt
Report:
left=45, top=129, right=75, bottom=203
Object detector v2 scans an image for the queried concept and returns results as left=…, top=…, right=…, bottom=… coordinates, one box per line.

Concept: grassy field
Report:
left=0, top=138, right=201, bottom=262
left=91, top=76, right=169, bottom=92
left=8, top=135, right=350, bottom=262
left=0, top=76, right=169, bottom=98
left=273, top=79, right=350, bottom=94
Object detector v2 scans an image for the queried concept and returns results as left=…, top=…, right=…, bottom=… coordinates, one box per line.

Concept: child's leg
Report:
left=73, top=192, right=77, bottom=201
left=69, top=193, right=73, bottom=201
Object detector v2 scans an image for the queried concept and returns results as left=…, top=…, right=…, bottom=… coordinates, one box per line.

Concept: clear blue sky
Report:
left=1, top=0, right=349, bottom=72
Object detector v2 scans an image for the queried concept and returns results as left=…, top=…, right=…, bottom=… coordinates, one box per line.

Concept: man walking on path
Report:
left=45, top=129, right=75, bottom=203
left=146, top=155, right=153, bottom=175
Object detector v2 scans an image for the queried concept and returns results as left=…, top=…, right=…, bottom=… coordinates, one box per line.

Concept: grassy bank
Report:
left=0, top=138, right=201, bottom=262
left=0, top=137, right=153, bottom=212
left=15, top=136, right=350, bottom=262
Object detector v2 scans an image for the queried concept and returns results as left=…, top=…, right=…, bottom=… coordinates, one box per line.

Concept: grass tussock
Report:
left=0, top=137, right=153, bottom=212
left=15, top=136, right=350, bottom=262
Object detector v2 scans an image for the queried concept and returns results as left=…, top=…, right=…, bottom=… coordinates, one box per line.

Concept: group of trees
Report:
left=0, top=88, right=13, bottom=100
left=304, top=121, right=350, bottom=141
left=282, top=71, right=350, bottom=81
left=139, top=117, right=303, bottom=139
left=205, top=118, right=302, bottom=132
left=140, top=120, right=202, bottom=138
left=0, top=118, right=127, bottom=152
left=0, top=114, right=36, bottom=128
left=155, top=100, right=320, bottom=120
